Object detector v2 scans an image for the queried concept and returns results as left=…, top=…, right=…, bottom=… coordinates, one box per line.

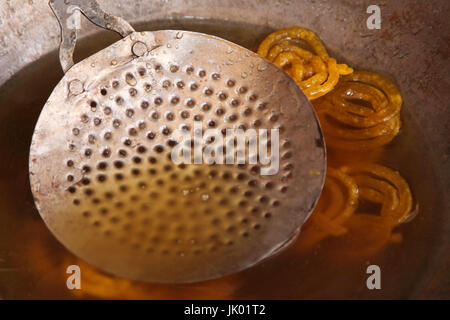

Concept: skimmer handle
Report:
left=49, top=0, right=135, bottom=73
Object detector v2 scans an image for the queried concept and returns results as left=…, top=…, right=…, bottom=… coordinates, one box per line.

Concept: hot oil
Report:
left=0, top=18, right=439, bottom=299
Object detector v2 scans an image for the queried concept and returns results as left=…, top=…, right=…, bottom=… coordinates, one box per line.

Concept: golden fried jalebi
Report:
left=329, top=163, right=414, bottom=259
left=297, top=167, right=358, bottom=251
left=298, top=163, right=414, bottom=257
left=257, top=27, right=353, bottom=100
left=68, top=257, right=241, bottom=299
left=341, top=163, right=414, bottom=225
left=313, top=71, right=402, bottom=150
left=24, top=217, right=242, bottom=299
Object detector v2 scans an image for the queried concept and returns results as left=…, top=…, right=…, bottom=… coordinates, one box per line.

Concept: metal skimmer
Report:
left=29, top=0, right=326, bottom=283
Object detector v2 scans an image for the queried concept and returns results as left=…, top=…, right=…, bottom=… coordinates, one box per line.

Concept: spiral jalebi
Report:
left=341, top=163, right=414, bottom=225
left=313, top=71, right=402, bottom=150
left=300, top=163, right=414, bottom=257
left=258, top=26, right=416, bottom=259
left=297, top=167, right=358, bottom=251
left=257, top=27, right=353, bottom=100
left=330, top=164, right=414, bottom=258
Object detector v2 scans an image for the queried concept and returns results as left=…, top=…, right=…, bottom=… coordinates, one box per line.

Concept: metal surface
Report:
left=0, top=0, right=448, bottom=297
left=28, top=1, right=325, bottom=283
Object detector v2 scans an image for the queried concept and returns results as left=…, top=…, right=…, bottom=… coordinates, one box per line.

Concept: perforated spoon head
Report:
left=31, top=6, right=325, bottom=284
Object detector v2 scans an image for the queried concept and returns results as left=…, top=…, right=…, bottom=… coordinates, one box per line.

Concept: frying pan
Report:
left=0, top=0, right=448, bottom=298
